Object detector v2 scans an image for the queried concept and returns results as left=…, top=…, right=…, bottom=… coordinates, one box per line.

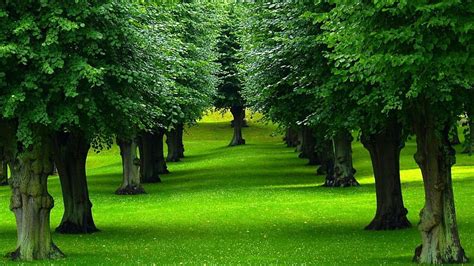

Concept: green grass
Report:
left=0, top=113, right=473, bottom=265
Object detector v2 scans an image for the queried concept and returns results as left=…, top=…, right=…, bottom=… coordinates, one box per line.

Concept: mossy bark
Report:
left=166, top=129, right=181, bottom=162
left=138, top=131, right=164, bottom=183
left=412, top=112, right=468, bottom=264
left=116, top=138, right=145, bottom=195
left=361, top=118, right=410, bottom=230
left=52, top=131, right=98, bottom=234
left=325, top=130, right=359, bottom=187
left=4, top=130, right=64, bottom=260
left=229, top=106, right=245, bottom=146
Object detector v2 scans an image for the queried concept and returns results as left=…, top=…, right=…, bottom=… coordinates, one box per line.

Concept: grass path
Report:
left=0, top=114, right=473, bottom=264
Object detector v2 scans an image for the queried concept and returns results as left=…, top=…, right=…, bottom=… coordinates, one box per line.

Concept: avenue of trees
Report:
left=0, top=1, right=472, bottom=264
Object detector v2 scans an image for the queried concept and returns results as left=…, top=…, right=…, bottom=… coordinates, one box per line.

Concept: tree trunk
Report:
left=231, top=107, right=248, bottom=128
left=166, top=128, right=181, bottom=162
left=361, top=118, right=410, bottom=230
left=52, top=131, right=98, bottom=234
left=138, top=131, right=164, bottom=183
left=296, top=128, right=304, bottom=153
left=412, top=112, right=468, bottom=264
left=0, top=159, right=8, bottom=186
left=462, top=112, right=474, bottom=154
left=325, top=130, right=359, bottom=187
left=283, top=127, right=299, bottom=147
left=318, top=139, right=335, bottom=184
left=6, top=134, right=64, bottom=260
left=299, top=127, right=319, bottom=165
left=229, top=106, right=246, bottom=146
left=117, top=138, right=145, bottom=195
left=177, top=123, right=185, bottom=159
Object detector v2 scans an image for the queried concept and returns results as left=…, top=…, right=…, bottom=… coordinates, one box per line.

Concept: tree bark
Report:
left=166, top=128, right=181, bottom=162
left=177, top=123, right=185, bottom=159
left=412, top=112, right=468, bottom=264
left=229, top=106, right=246, bottom=146
left=283, top=127, right=299, bottom=147
left=324, top=130, right=359, bottom=187
left=138, top=131, right=164, bottom=183
left=231, top=107, right=248, bottom=128
left=3, top=129, right=64, bottom=260
left=52, top=131, right=98, bottom=234
left=318, top=139, right=335, bottom=184
left=361, top=118, right=410, bottom=230
left=116, top=138, right=145, bottom=195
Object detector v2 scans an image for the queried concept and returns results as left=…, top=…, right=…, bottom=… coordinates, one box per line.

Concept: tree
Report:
left=163, top=2, right=220, bottom=161
left=241, top=2, right=357, bottom=184
left=325, top=1, right=472, bottom=263
left=215, top=5, right=246, bottom=146
left=0, top=0, right=163, bottom=259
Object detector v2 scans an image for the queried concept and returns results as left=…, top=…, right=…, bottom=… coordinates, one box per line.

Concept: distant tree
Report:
left=215, top=5, right=246, bottom=146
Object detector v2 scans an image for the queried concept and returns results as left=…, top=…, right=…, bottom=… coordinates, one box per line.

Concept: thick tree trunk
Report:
left=412, top=113, right=468, bottom=264
left=166, top=128, right=181, bottom=162
left=52, top=131, right=98, bottom=234
left=6, top=134, right=64, bottom=260
left=283, top=127, right=299, bottom=147
left=462, top=113, right=474, bottom=154
left=117, top=138, right=145, bottom=195
left=229, top=106, right=245, bottom=146
left=177, top=124, right=185, bottom=159
left=231, top=107, right=248, bottom=128
left=324, top=130, right=359, bottom=187
left=361, top=118, right=410, bottom=230
left=138, top=131, right=164, bottom=183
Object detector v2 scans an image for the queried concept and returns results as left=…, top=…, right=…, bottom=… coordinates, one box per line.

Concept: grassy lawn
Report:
left=0, top=112, right=473, bottom=265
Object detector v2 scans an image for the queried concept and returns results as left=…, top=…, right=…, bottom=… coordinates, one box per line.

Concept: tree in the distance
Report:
left=215, top=5, right=246, bottom=146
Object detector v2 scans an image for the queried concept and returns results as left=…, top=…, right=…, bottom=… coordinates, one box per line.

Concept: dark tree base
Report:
left=0, top=181, right=8, bottom=186
left=365, top=215, right=411, bottom=230
left=115, top=185, right=146, bottom=195
left=56, top=221, right=99, bottom=234
left=8, top=243, right=65, bottom=261
left=322, top=177, right=360, bottom=187
left=229, top=139, right=246, bottom=147
left=166, top=157, right=180, bottom=162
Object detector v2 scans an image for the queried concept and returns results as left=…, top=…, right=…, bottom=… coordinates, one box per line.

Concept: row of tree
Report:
left=237, top=2, right=472, bottom=264
left=0, top=1, right=250, bottom=261
left=1, top=1, right=472, bottom=264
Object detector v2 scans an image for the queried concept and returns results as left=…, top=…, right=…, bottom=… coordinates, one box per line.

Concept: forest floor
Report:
left=0, top=112, right=473, bottom=265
